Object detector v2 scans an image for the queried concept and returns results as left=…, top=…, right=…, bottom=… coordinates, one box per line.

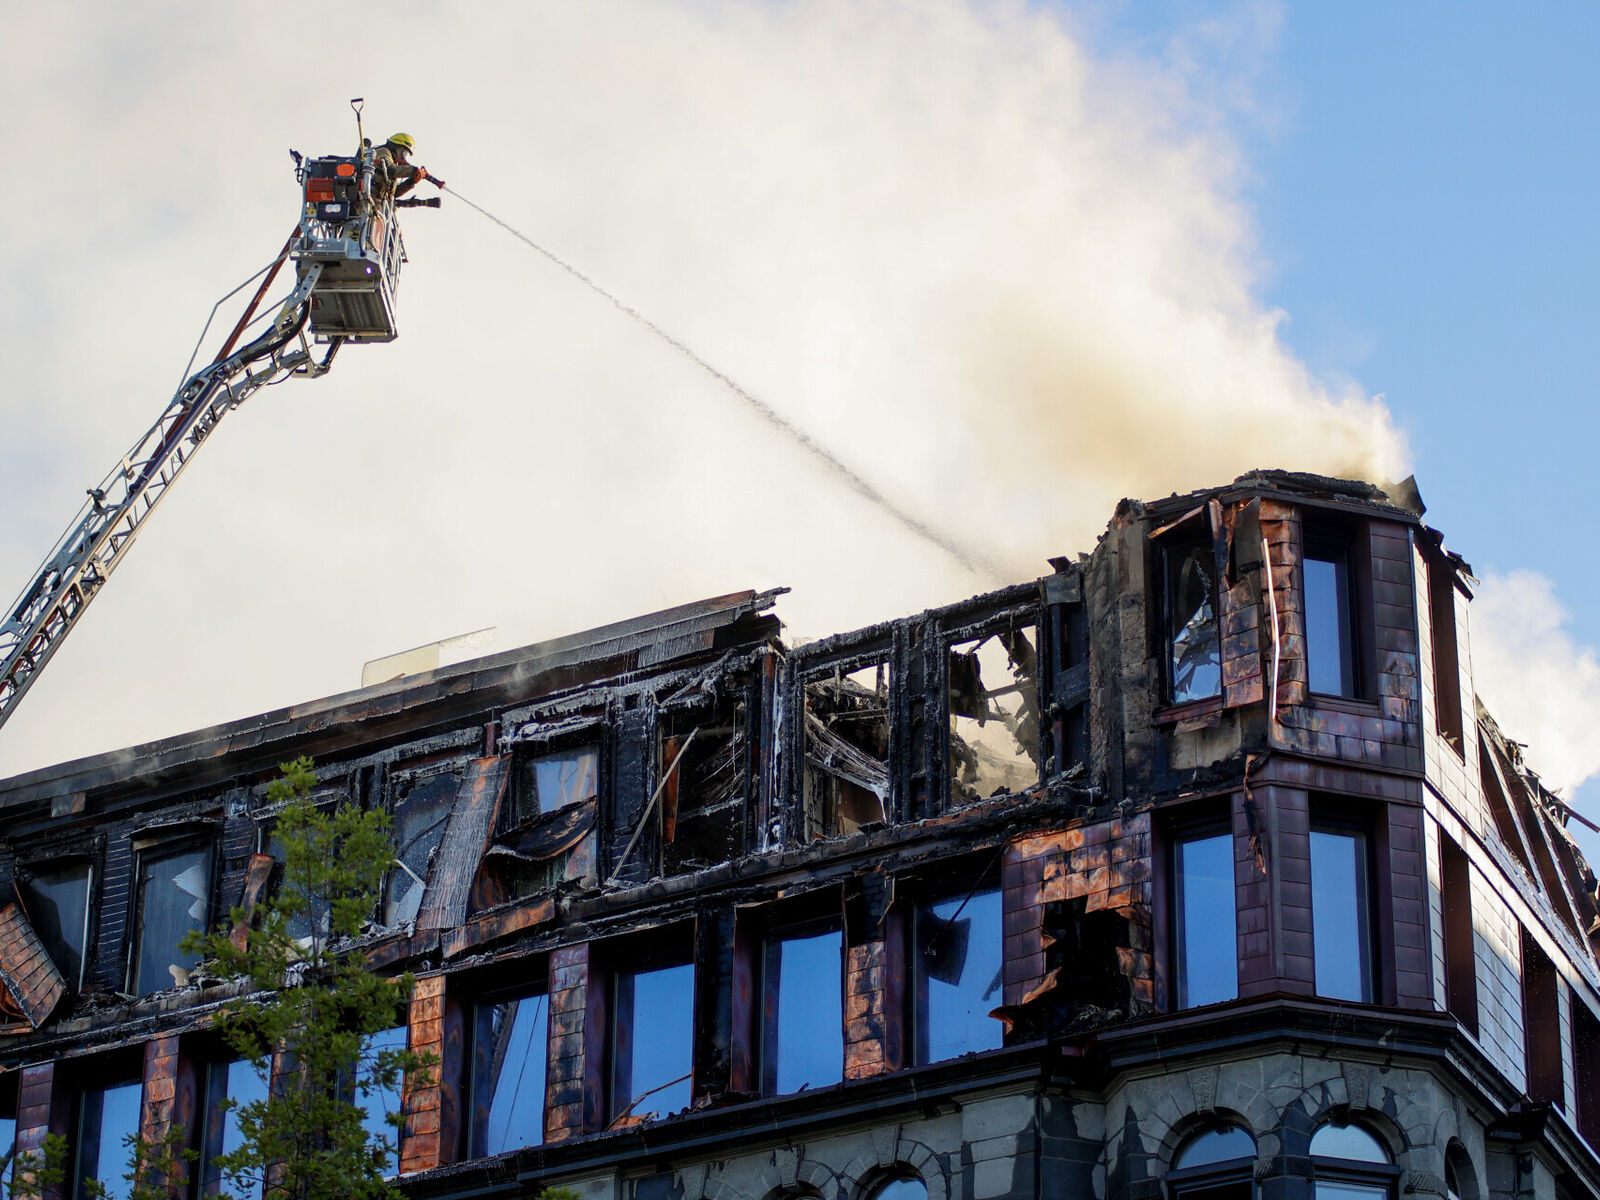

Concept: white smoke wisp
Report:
left=0, top=0, right=1409, bottom=776
left=1471, top=570, right=1600, bottom=798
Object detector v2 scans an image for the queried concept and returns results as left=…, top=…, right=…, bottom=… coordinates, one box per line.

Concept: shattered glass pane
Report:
left=1167, top=544, right=1222, bottom=703
left=914, top=888, right=1003, bottom=1064
left=765, top=928, right=843, bottom=1094
left=75, top=1078, right=141, bottom=1200
left=611, top=961, right=693, bottom=1121
left=948, top=627, right=1041, bottom=803
left=474, top=993, right=548, bottom=1155
left=515, top=746, right=600, bottom=823
left=383, top=768, right=460, bottom=927
left=358, top=1025, right=407, bottom=1175
left=803, top=662, right=890, bottom=839
left=24, top=861, right=90, bottom=987
left=133, top=845, right=210, bottom=995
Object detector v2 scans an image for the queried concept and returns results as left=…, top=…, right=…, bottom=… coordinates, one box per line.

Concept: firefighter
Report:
left=373, top=132, right=429, bottom=203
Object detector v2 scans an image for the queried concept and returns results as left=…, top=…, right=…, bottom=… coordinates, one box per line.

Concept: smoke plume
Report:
left=1, top=0, right=1410, bottom=774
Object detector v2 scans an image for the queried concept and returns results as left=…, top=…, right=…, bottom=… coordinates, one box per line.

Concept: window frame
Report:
left=1166, top=1123, right=1258, bottom=1200
left=466, top=976, right=552, bottom=1159
left=1161, top=535, right=1225, bottom=708
left=70, top=1059, right=144, bottom=1200
left=196, top=1053, right=270, bottom=1199
left=760, top=914, right=845, bottom=1097
left=607, top=935, right=696, bottom=1126
left=1308, top=813, right=1378, bottom=1004
left=18, top=856, right=95, bottom=991
left=909, top=875, right=1006, bottom=1067
left=504, top=716, right=606, bottom=833
left=1309, top=1121, right=1401, bottom=1200
left=1168, top=811, right=1239, bottom=1011
left=126, top=834, right=215, bottom=997
left=1299, top=513, right=1376, bottom=705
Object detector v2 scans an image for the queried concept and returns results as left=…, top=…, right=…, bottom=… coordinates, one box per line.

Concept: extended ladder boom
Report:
left=0, top=125, right=422, bottom=738
left=0, top=263, right=337, bottom=733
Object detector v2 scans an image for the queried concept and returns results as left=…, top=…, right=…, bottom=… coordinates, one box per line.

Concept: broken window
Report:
left=1165, top=542, right=1222, bottom=704
left=763, top=925, right=843, bottom=1095
left=130, top=842, right=211, bottom=995
left=383, top=765, right=461, bottom=927
left=1309, top=821, right=1373, bottom=1002
left=610, top=959, right=694, bottom=1123
left=356, top=1024, right=408, bottom=1175
left=470, top=989, right=548, bottom=1156
left=1173, top=826, right=1237, bottom=1009
left=913, top=886, right=1003, bottom=1064
left=803, top=660, right=890, bottom=840
left=512, top=744, right=599, bottom=824
left=947, top=625, right=1040, bottom=803
left=198, top=1057, right=269, bottom=1198
left=1305, top=538, right=1361, bottom=698
left=23, top=860, right=91, bottom=989
left=660, top=699, right=749, bottom=875
left=1169, top=1125, right=1257, bottom=1200
left=74, top=1074, right=142, bottom=1200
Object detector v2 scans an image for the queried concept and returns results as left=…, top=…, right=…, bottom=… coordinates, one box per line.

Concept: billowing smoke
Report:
left=1, top=1, right=1410, bottom=775
left=1471, top=571, right=1600, bottom=799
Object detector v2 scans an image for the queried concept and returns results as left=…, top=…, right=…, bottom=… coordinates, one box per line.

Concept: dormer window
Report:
left=129, top=841, right=211, bottom=995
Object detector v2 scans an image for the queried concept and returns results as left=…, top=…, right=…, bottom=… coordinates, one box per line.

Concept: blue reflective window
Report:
left=765, top=927, right=843, bottom=1094
left=1305, top=547, right=1357, bottom=697
left=358, top=1025, right=408, bottom=1174
left=1310, top=827, right=1373, bottom=1002
left=914, top=888, right=1003, bottom=1064
left=1175, top=1125, right=1257, bottom=1168
left=1311, top=1123, right=1389, bottom=1163
left=612, top=961, right=694, bottom=1121
left=1175, top=830, right=1237, bottom=1008
left=473, top=992, right=548, bottom=1155
left=75, top=1078, right=142, bottom=1200
left=872, top=1179, right=928, bottom=1200
left=199, top=1058, right=269, bottom=1198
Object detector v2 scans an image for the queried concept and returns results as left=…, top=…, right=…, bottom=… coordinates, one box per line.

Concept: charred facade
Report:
left=0, top=472, right=1596, bottom=1200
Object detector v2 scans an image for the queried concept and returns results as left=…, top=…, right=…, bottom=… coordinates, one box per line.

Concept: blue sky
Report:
left=1080, top=2, right=1600, bottom=843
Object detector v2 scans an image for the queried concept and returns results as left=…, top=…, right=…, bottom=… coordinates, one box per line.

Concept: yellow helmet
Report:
left=387, top=132, right=416, bottom=154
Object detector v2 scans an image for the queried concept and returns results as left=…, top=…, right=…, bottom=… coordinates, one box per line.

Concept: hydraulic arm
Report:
left=0, top=108, right=423, bottom=736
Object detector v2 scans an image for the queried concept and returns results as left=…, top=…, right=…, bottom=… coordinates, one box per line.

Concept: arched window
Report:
left=1311, top=1121, right=1397, bottom=1200
left=1168, top=1125, right=1256, bottom=1200
left=868, top=1176, right=927, bottom=1200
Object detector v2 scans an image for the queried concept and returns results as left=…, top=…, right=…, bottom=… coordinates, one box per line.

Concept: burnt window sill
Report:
left=1305, top=693, right=1381, bottom=716
left=1153, top=696, right=1224, bottom=727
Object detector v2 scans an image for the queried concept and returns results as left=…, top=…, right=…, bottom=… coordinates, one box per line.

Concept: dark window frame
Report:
left=466, top=971, right=552, bottom=1159
left=1300, top=513, right=1376, bottom=705
left=1439, top=833, right=1478, bottom=1034
left=1308, top=811, right=1378, bottom=1004
left=126, top=834, right=216, bottom=997
left=1166, top=1123, right=1258, bottom=1200
left=759, top=911, right=845, bottom=1097
left=908, top=868, right=1006, bottom=1067
left=68, top=1053, right=145, bottom=1200
left=196, top=1051, right=270, bottom=1199
left=1309, top=1121, right=1401, bottom=1200
left=18, top=855, right=96, bottom=991
left=1160, top=535, right=1224, bottom=708
left=605, top=930, right=696, bottom=1127
left=940, top=613, right=1044, bottom=807
left=1168, top=806, right=1239, bottom=1012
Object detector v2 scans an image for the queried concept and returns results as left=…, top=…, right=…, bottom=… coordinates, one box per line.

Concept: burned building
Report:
left=0, top=471, right=1596, bottom=1200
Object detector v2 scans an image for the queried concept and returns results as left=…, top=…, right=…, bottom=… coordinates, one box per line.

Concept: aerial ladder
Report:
left=0, top=102, right=439, bottom=735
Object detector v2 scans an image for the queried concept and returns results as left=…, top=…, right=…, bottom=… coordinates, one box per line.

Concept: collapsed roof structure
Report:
left=0, top=472, right=1594, bottom=1200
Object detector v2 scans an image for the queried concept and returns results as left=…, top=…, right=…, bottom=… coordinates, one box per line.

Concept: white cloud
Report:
left=1471, top=570, right=1600, bottom=798
left=0, top=0, right=1405, bottom=775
